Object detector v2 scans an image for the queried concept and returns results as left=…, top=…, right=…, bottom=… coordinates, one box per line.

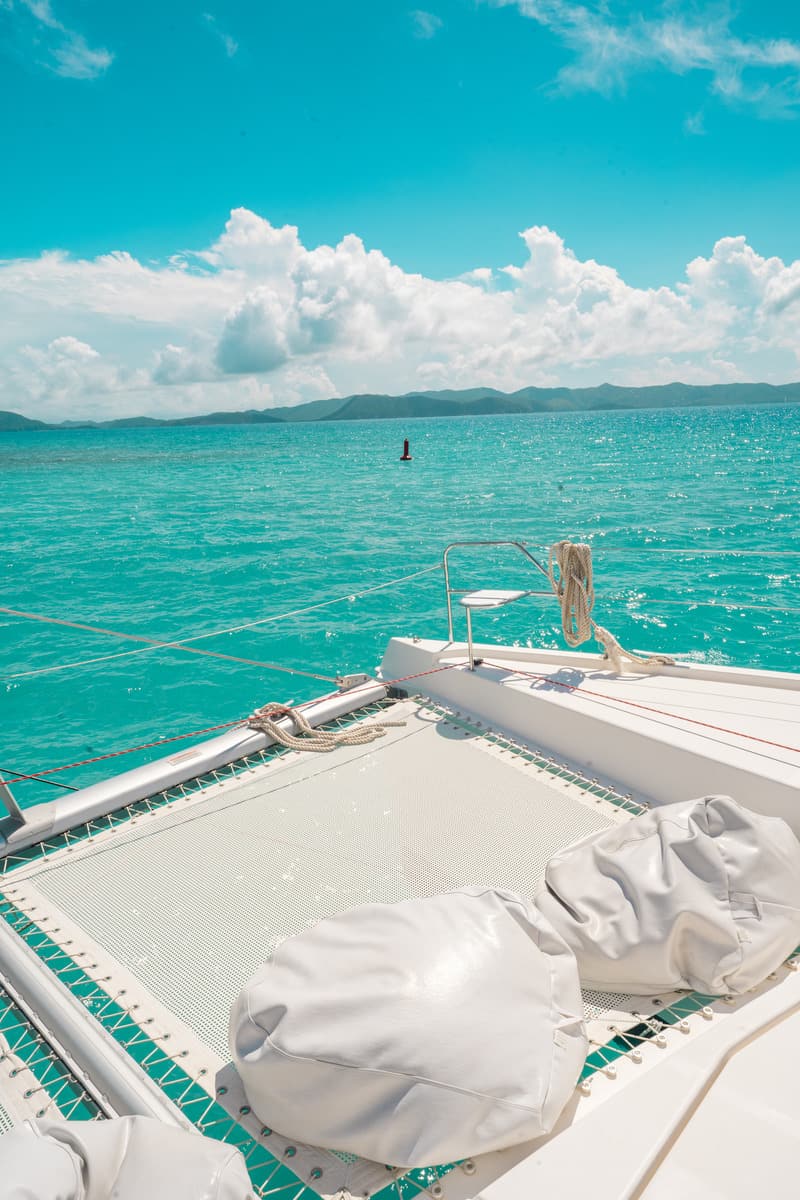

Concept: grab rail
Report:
left=0, top=916, right=191, bottom=1125
left=442, top=540, right=552, bottom=641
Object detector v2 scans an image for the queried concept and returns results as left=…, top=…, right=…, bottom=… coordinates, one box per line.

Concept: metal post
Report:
left=466, top=607, right=475, bottom=670
left=443, top=549, right=455, bottom=641
left=0, top=778, right=24, bottom=825
left=442, top=540, right=551, bottom=647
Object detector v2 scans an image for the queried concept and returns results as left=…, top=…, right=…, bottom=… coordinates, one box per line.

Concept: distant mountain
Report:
left=267, top=397, right=350, bottom=422
left=169, top=409, right=282, bottom=427
left=3, top=381, right=800, bottom=433
left=0, top=409, right=282, bottom=431
left=0, top=410, right=48, bottom=430
left=506, top=382, right=800, bottom=412
left=414, top=387, right=509, bottom=403
left=322, top=392, right=530, bottom=421
left=92, top=416, right=169, bottom=428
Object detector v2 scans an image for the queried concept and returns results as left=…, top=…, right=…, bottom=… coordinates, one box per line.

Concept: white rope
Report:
left=0, top=1029, right=57, bottom=1118
left=548, top=540, right=674, bottom=673
left=247, top=702, right=405, bottom=753
left=3, top=564, right=443, bottom=682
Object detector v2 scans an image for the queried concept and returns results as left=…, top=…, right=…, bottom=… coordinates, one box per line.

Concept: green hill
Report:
left=0, top=410, right=49, bottom=431
left=4, top=381, right=800, bottom=432
left=323, top=392, right=529, bottom=421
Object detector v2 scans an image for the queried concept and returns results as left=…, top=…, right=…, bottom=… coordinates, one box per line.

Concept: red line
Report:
left=5, top=720, right=245, bottom=781
left=8, top=662, right=465, bottom=784
left=484, top=661, right=800, bottom=756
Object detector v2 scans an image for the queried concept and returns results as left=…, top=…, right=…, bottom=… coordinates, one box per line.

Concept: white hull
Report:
left=2, top=637, right=799, bottom=1198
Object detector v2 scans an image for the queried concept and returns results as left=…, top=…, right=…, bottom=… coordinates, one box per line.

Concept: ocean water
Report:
left=2, top=404, right=799, bottom=809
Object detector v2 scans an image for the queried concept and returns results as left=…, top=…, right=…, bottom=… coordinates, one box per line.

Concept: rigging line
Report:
left=575, top=548, right=800, bottom=558
left=2, top=719, right=247, bottom=781
left=0, top=766, right=78, bottom=792
left=483, top=661, right=800, bottom=756
left=5, top=662, right=464, bottom=783
left=1, top=564, right=443, bottom=683
left=0, top=607, right=338, bottom=684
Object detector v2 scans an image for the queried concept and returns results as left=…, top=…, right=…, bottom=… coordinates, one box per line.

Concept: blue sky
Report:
left=2, top=1, right=800, bottom=418
left=2, top=0, right=800, bottom=285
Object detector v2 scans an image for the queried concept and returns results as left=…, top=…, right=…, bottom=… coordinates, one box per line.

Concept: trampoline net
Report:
left=2, top=697, right=673, bottom=1198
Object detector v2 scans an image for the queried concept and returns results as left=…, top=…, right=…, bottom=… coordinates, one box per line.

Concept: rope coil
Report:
left=247, top=702, right=405, bottom=752
left=548, top=540, right=674, bottom=672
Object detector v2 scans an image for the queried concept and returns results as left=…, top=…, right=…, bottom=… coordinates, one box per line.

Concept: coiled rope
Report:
left=2, top=663, right=462, bottom=784
left=548, top=540, right=674, bottom=672
left=247, top=701, right=406, bottom=752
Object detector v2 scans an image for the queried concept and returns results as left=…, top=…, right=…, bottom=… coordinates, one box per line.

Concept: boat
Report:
left=1, top=539, right=798, bottom=1197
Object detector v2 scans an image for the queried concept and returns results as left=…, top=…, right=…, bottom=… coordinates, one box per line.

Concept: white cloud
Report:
left=459, top=267, right=495, bottom=286
left=411, top=10, right=443, bottom=39
left=3, top=336, right=144, bottom=421
left=2, top=207, right=800, bottom=421
left=684, top=109, right=706, bottom=135
left=217, top=288, right=294, bottom=373
left=490, top=2, right=800, bottom=117
left=202, top=13, right=238, bottom=58
left=152, top=341, right=219, bottom=385
left=3, top=0, right=113, bottom=79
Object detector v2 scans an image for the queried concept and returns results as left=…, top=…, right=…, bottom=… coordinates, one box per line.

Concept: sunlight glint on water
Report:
left=2, top=404, right=799, bottom=806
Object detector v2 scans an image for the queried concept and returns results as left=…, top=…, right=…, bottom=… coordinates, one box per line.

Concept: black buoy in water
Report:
left=400, top=438, right=412, bottom=462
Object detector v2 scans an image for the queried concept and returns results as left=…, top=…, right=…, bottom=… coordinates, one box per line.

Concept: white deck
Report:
left=2, top=696, right=650, bottom=1194
left=3, top=644, right=800, bottom=1198
left=380, top=639, right=800, bottom=831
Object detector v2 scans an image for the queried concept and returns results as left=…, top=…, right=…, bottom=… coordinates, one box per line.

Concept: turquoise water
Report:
left=2, top=405, right=799, bottom=808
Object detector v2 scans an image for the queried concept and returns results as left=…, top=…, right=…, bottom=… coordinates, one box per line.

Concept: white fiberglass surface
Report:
left=19, top=702, right=618, bottom=1059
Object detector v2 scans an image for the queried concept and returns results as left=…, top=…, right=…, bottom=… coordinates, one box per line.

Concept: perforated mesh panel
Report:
left=0, top=1101, right=14, bottom=1135
left=22, top=702, right=616, bottom=1060
left=581, top=988, right=647, bottom=1021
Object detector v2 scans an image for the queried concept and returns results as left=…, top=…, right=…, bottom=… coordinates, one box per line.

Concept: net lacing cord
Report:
left=548, top=540, right=675, bottom=673
left=247, top=701, right=406, bottom=752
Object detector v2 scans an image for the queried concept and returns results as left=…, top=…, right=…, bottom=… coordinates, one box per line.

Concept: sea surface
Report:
left=2, top=404, right=799, bottom=809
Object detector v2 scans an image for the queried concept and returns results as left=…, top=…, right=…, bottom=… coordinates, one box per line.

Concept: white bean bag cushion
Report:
left=230, top=887, right=586, bottom=1167
left=0, top=1116, right=253, bottom=1200
left=536, top=795, right=800, bottom=996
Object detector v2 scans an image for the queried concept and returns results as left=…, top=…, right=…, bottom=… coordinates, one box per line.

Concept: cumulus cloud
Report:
left=217, top=288, right=294, bottom=373
left=2, top=206, right=800, bottom=421
left=2, top=0, right=113, bottom=79
left=490, top=2, right=800, bottom=117
left=3, top=336, right=145, bottom=421
left=152, top=341, right=219, bottom=385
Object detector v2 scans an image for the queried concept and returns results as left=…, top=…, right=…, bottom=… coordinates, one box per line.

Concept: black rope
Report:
left=0, top=766, right=78, bottom=792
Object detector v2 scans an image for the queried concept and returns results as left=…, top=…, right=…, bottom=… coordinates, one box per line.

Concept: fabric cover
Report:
left=0, top=1116, right=253, bottom=1200
left=537, top=795, right=800, bottom=995
left=229, top=886, right=586, bottom=1168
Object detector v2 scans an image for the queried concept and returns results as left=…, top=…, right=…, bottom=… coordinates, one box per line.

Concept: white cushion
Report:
left=230, top=887, right=586, bottom=1168
left=0, top=1117, right=253, bottom=1200
left=537, top=795, right=800, bottom=995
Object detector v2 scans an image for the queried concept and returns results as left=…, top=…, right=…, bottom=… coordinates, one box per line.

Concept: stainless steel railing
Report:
left=442, top=540, right=552, bottom=646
